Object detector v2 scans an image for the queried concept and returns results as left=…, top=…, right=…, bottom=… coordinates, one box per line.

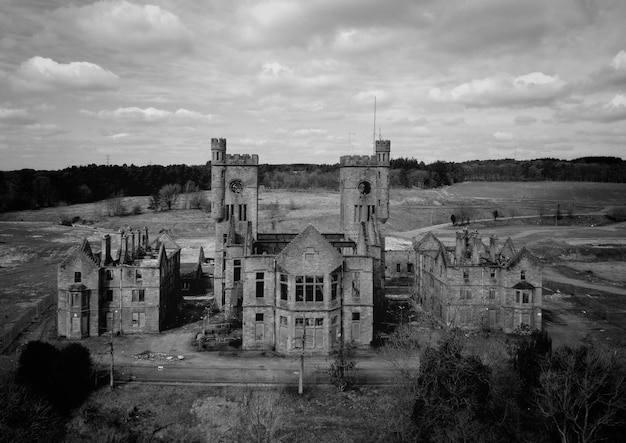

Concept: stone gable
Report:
left=275, top=225, right=344, bottom=275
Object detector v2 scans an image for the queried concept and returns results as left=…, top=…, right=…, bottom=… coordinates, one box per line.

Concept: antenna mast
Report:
left=373, top=96, right=377, bottom=154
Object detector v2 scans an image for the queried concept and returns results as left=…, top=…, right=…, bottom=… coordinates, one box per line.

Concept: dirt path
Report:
left=543, top=267, right=626, bottom=296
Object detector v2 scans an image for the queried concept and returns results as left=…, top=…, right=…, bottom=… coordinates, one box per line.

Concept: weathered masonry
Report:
left=413, top=229, right=542, bottom=332
left=57, top=228, right=180, bottom=338
left=211, top=138, right=391, bottom=354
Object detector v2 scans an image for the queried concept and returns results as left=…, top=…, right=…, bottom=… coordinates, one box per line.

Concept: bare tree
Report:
left=105, top=191, right=126, bottom=216
left=534, top=346, right=626, bottom=443
left=159, top=184, right=181, bottom=211
left=183, top=180, right=197, bottom=209
left=458, top=203, right=474, bottom=225
left=232, top=390, right=284, bottom=442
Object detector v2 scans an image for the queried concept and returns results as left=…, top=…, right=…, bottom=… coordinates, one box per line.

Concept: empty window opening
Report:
left=132, top=289, right=145, bottom=302
left=280, top=274, right=288, bottom=300
left=256, top=272, right=264, bottom=298
left=233, top=259, right=241, bottom=282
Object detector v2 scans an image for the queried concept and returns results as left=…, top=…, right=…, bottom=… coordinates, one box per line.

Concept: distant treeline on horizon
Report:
left=0, top=156, right=624, bottom=212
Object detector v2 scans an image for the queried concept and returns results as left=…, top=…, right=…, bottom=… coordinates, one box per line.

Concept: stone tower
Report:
left=339, top=139, right=390, bottom=241
left=211, top=138, right=259, bottom=310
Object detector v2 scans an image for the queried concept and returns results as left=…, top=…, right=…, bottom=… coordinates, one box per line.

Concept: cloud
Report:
left=555, top=94, right=626, bottom=123
left=585, top=50, right=626, bottom=92
left=23, top=123, right=67, bottom=136
left=0, top=107, right=36, bottom=125
left=429, top=72, right=569, bottom=107
left=238, top=0, right=433, bottom=48
left=493, top=132, right=514, bottom=141
left=81, top=106, right=220, bottom=125
left=12, top=57, right=119, bottom=92
left=514, top=115, right=538, bottom=126
left=441, top=117, right=465, bottom=126
left=53, top=0, right=193, bottom=54
left=256, top=61, right=341, bottom=95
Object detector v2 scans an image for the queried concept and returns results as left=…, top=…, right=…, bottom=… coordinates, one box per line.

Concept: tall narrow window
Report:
left=105, top=289, right=113, bottom=302
left=396, top=263, right=401, bottom=273
left=520, top=270, right=526, bottom=280
left=490, top=269, right=496, bottom=279
left=367, top=205, right=376, bottom=221
left=331, top=273, right=338, bottom=301
left=352, top=272, right=360, bottom=298
left=296, top=276, right=304, bottom=302
left=106, top=270, right=114, bottom=280
left=305, top=276, right=314, bottom=302
left=407, top=263, right=414, bottom=273
left=256, top=272, right=264, bottom=298
left=233, top=260, right=241, bottom=282
left=463, top=269, right=469, bottom=283
left=315, top=276, right=324, bottom=302
left=351, top=312, right=361, bottom=341
left=135, top=270, right=142, bottom=281
left=238, top=204, right=247, bottom=221
left=280, top=274, right=288, bottom=300
left=488, top=288, right=496, bottom=300
left=74, top=272, right=81, bottom=283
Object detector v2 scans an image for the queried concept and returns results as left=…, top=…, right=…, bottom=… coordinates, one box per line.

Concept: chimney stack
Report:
left=101, top=234, right=112, bottom=265
left=455, top=231, right=464, bottom=264
left=489, top=236, right=497, bottom=263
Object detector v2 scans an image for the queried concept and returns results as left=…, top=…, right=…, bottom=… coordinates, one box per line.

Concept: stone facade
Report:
left=212, top=138, right=390, bottom=354
left=413, top=229, right=542, bottom=332
left=57, top=228, right=180, bottom=338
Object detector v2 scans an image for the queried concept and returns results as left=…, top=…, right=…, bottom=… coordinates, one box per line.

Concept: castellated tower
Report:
left=339, top=139, right=391, bottom=241
left=211, top=138, right=259, bottom=310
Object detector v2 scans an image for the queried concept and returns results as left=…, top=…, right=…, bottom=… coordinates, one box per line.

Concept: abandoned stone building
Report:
left=211, top=137, right=390, bottom=353
left=57, top=228, right=180, bottom=338
left=413, top=229, right=542, bottom=332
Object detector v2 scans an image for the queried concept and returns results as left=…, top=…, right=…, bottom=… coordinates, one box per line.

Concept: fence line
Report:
left=0, top=293, right=55, bottom=355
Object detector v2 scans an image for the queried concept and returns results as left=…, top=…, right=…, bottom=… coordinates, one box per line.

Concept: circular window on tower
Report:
left=357, top=181, right=371, bottom=195
left=229, top=180, right=244, bottom=194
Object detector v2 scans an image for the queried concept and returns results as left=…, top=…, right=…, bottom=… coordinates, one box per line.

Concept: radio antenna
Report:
left=373, top=96, right=377, bottom=153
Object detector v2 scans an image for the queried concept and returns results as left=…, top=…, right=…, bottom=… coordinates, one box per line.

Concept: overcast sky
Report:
left=1, top=0, right=625, bottom=170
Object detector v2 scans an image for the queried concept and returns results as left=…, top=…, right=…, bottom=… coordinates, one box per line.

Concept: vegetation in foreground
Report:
left=3, top=323, right=625, bottom=442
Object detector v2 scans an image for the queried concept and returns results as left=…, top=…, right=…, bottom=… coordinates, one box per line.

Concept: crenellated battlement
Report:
left=226, top=153, right=259, bottom=165
left=340, top=155, right=384, bottom=167
left=211, top=138, right=227, bottom=151
left=375, top=139, right=391, bottom=152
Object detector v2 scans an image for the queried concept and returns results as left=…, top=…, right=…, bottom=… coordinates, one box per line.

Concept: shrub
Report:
left=132, top=204, right=142, bottom=215
left=17, top=341, right=94, bottom=411
left=328, top=340, right=357, bottom=391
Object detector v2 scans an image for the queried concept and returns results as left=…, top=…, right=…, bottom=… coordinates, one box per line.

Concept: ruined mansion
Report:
left=57, top=138, right=543, bottom=350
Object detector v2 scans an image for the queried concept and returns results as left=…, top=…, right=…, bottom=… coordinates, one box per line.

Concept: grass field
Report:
left=2, top=181, right=626, bottom=441
left=1, top=181, right=625, bottom=348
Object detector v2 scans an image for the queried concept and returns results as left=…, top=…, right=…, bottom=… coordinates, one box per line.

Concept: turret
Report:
left=375, top=139, right=391, bottom=165
left=339, top=139, right=391, bottom=239
left=211, top=138, right=227, bottom=221
left=375, top=139, right=390, bottom=223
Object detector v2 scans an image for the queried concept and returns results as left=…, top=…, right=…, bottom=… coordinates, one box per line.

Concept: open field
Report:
left=1, top=181, right=626, bottom=352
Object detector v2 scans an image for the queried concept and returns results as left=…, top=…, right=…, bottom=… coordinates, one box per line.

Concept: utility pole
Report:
left=298, top=326, right=306, bottom=395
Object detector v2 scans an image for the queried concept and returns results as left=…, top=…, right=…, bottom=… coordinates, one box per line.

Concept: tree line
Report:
left=0, top=156, right=623, bottom=212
